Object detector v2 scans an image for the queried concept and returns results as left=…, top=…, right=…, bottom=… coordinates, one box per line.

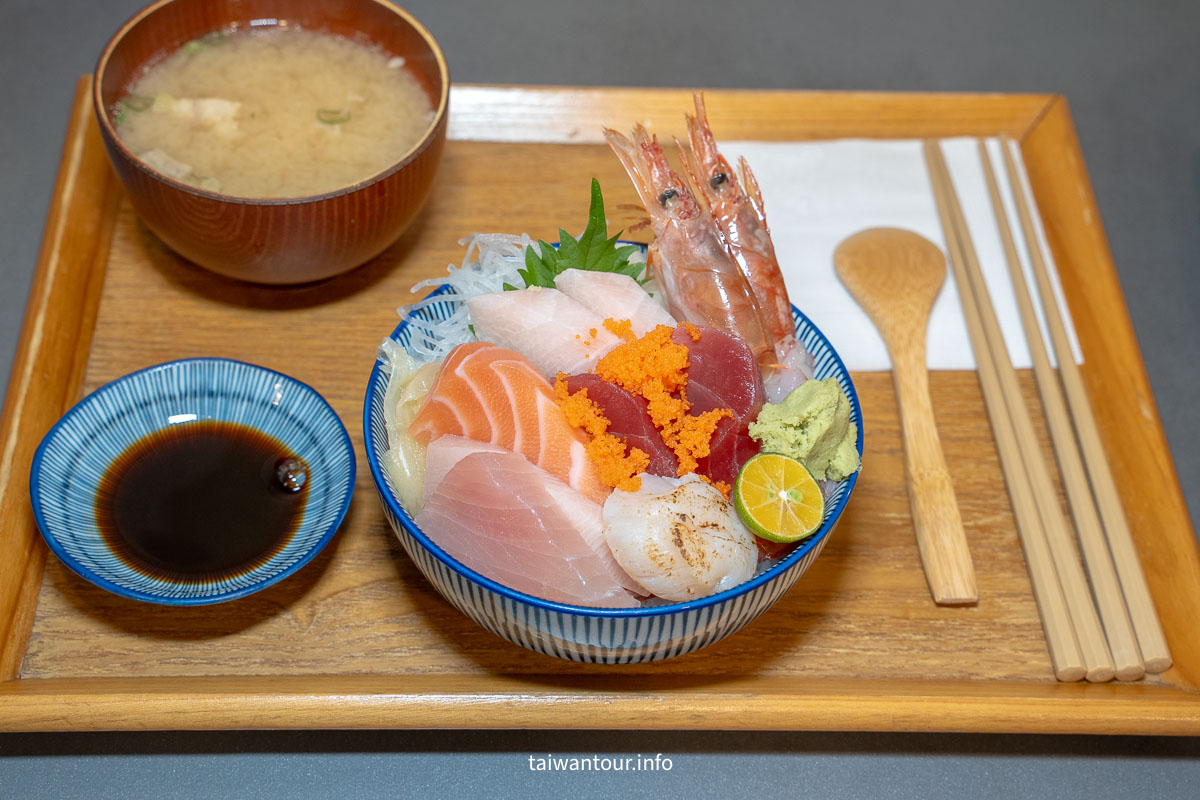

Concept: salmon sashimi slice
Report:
left=553, top=269, right=676, bottom=338
left=409, top=342, right=610, bottom=503
left=466, top=288, right=621, bottom=378
left=415, top=449, right=642, bottom=608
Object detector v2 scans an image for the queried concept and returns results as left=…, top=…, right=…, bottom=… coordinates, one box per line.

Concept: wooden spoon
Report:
left=835, top=227, right=977, bottom=605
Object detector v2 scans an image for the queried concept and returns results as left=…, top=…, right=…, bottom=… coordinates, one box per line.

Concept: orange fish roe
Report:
left=554, top=374, right=648, bottom=492
left=595, top=324, right=689, bottom=397
left=602, top=318, right=635, bottom=342
left=666, top=408, right=732, bottom=475
left=590, top=323, right=733, bottom=478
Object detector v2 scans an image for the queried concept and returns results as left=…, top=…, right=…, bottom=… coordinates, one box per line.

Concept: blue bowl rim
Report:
left=29, top=356, right=357, bottom=606
left=363, top=284, right=863, bottom=619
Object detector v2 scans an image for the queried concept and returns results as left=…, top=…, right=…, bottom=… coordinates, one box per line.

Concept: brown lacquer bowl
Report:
left=94, top=0, right=449, bottom=284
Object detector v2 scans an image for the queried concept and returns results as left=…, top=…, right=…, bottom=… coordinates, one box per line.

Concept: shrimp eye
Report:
left=658, top=188, right=680, bottom=208
left=710, top=172, right=728, bottom=190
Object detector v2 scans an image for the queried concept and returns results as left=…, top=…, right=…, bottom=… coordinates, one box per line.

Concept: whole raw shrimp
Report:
left=679, top=93, right=795, bottom=349
left=603, top=124, right=776, bottom=369
left=679, top=92, right=814, bottom=398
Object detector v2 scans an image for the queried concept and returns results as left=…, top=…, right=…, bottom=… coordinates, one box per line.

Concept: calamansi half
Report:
left=734, top=453, right=825, bottom=543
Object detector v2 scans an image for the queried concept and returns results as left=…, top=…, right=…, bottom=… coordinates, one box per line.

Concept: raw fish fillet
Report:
left=466, top=288, right=620, bottom=377
left=673, top=325, right=764, bottom=419
left=422, top=435, right=510, bottom=505
left=409, top=342, right=610, bottom=503
left=565, top=373, right=678, bottom=477
left=672, top=326, right=765, bottom=485
left=553, top=269, right=676, bottom=338
left=697, top=417, right=760, bottom=488
left=415, top=450, right=642, bottom=608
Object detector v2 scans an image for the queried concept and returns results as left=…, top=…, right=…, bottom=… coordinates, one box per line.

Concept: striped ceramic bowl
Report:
left=364, top=288, right=862, bottom=662
left=30, top=358, right=355, bottom=605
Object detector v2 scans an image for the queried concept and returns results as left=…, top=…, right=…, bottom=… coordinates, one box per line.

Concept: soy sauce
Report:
left=95, top=420, right=308, bottom=582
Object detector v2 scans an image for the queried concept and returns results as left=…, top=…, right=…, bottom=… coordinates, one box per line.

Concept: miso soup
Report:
left=113, top=26, right=435, bottom=198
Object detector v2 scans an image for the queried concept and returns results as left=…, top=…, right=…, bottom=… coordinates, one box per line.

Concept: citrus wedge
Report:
left=734, top=453, right=825, bottom=543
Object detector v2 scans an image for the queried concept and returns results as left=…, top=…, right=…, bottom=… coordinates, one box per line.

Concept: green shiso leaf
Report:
left=509, top=178, right=646, bottom=290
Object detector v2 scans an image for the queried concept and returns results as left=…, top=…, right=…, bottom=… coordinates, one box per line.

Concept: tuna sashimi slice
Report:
left=467, top=288, right=620, bottom=378
left=415, top=450, right=641, bottom=608
left=409, top=342, right=610, bottom=503
left=565, top=373, right=678, bottom=477
left=672, top=325, right=764, bottom=420
left=697, top=417, right=761, bottom=488
left=553, top=269, right=676, bottom=338
left=674, top=325, right=765, bottom=486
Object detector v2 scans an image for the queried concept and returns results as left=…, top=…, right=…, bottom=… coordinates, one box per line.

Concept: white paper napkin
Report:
left=720, top=137, right=1082, bottom=372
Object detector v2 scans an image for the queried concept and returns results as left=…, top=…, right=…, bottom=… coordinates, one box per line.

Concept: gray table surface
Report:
left=2, top=0, right=1198, bottom=796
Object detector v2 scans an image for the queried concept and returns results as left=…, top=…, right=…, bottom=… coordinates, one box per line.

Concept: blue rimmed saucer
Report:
left=30, top=358, right=355, bottom=605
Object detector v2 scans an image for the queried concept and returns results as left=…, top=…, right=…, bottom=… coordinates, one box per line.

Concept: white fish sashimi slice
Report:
left=414, top=450, right=640, bottom=608
left=554, top=269, right=676, bottom=337
left=466, top=288, right=621, bottom=378
left=421, top=434, right=510, bottom=505
left=542, top=478, right=644, bottom=596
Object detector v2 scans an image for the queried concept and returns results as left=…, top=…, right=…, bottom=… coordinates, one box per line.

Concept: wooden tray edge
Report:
left=2, top=83, right=1197, bottom=733
left=446, top=84, right=1054, bottom=143
left=1020, top=97, right=1200, bottom=687
left=0, top=77, right=120, bottom=678
left=1, top=675, right=1197, bottom=735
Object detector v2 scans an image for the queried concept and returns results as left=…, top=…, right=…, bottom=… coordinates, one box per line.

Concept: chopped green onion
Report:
left=182, top=30, right=227, bottom=55
left=113, top=103, right=126, bottom=125
left=316, top=108, right=351, bottom=125
left=123, top=94, right=153, bottom=112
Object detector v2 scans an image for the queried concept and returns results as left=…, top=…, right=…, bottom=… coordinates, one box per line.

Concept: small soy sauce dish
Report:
left=30, top=358, right=355, bottom=605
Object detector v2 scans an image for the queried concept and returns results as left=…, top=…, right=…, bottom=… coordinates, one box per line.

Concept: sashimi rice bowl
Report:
left=364, top=96, right=863, bottom=663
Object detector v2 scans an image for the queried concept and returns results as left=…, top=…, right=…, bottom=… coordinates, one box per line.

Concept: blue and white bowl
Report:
left=364, top=289, right=862, bottom=663
left=30, top=358, right=355, bottom=605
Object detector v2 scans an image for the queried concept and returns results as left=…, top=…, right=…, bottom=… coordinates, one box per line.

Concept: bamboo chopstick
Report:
left=998, top=137, right=1172, bottom=673
left=976, top=140, right=1144, bottom=680
left=923, top=140, right=1111, bottom=681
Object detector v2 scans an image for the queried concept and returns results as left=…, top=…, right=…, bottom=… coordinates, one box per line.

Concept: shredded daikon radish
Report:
left=398, top=233, right=532, bottom=362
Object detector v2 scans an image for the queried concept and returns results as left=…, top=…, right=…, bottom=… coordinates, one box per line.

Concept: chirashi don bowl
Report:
left=364, top=287, right=863, bottom=664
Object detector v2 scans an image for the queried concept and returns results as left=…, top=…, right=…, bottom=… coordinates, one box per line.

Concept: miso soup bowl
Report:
left=363, top=292, right=864, bottom=663
left=93, top=0, right=449, bottom=285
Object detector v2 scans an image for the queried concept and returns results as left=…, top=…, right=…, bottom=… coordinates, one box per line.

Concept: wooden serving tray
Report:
left=1, top=79, right=1197, bottom=734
